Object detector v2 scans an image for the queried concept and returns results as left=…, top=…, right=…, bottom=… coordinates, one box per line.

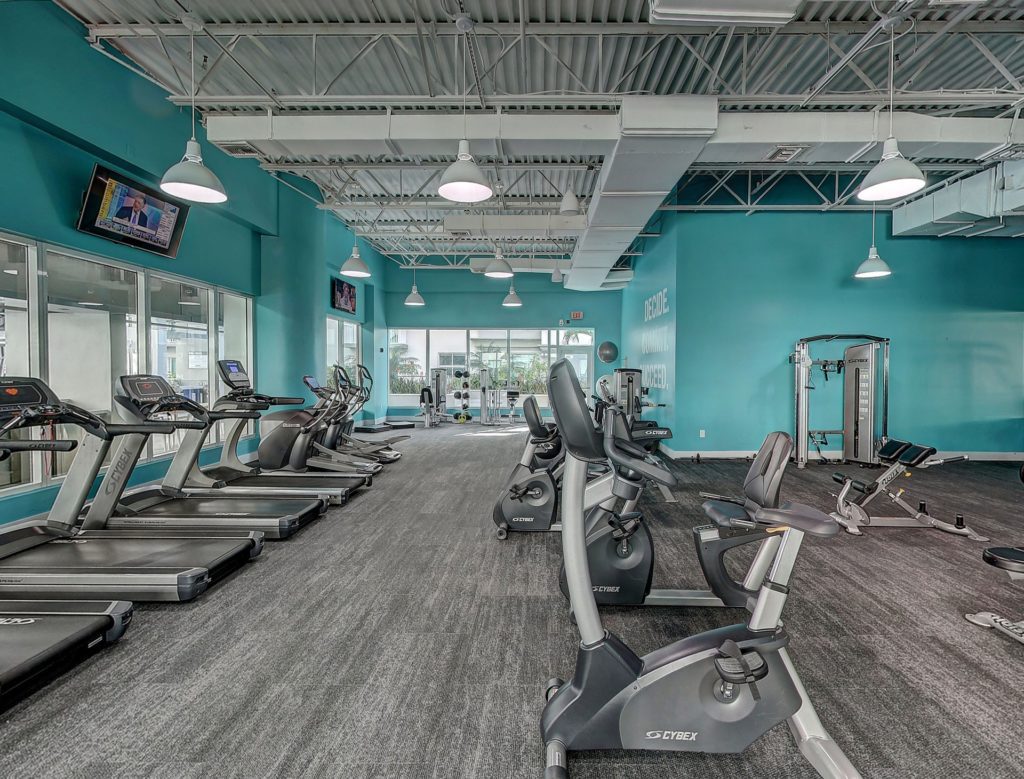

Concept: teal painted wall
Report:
left=620, top=217, right=680, bottom=436
left=630, top=211, right=1024, bottom=455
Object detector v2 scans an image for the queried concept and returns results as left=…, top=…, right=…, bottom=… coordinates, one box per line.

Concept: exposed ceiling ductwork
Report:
left=892, top=160, right=1024, bottom=238
left=565, top=96, right=718, bottom=290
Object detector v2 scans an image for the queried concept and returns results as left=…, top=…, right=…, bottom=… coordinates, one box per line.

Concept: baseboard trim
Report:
left=660, top=444, right=1024, bottom=462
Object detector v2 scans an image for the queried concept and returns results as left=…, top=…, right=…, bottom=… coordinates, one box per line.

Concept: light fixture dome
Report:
left=404, top=284, right=425, bottom=306
left=341, top=244, right=371, bottom=278
left=559, top=189, right=580, bottom=215
left=161, top=139, right=228, bottom=203
left=854, top=246, right=892, bottom=279
left=485, top=248, right=514, bottom=279
left=438, top=140, right=493, bottom=203
left=551, top=264, right=563, bottom=283
left=502, top=283, right=523, bottom=307
left=857, top=138, right=926, bottom=202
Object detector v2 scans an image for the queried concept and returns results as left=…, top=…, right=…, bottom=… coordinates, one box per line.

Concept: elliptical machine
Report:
left=493, top=396, right=565, bottom=539
left=558, top=428, right=793, bottom=610
left=541, top=358, right=860, bottom=779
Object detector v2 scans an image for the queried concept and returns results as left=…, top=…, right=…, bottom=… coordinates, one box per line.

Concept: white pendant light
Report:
left=558, top=188, right=580, bottom=215
left=437, top=31, right=492, bottom=204
left=404, top=268, right=425, bottom=306
left=439, top=140, right=493, bottom=203
left=551, top=264, right=563, bottom=283
left=856, top=24, right=925, bottom=203
left=855, top=206, right=892, bottom=279
left=485, top=247, right=514, bottom=279
left=502, top=282, right=523, bottom=308
left=341, top=243, right=371, bottom=278
left=857, top=138, right=925, bottom=202
left=160, top=29, right=228, bottom=204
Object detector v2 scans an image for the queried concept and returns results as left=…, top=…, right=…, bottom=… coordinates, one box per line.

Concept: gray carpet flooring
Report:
left=0, top=425, right=1022, bottom=778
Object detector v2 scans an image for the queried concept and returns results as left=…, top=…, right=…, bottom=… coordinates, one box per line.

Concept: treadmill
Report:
left=82, top=375, right=325, bottom=539
left=0, top=377, right=262, bottom=602
left=0, top=439, right=133, bottom=711
left=175, top=360, right=369, bottom=505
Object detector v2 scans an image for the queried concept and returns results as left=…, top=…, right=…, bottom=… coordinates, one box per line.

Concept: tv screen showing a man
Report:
left=113, top=194, right=151, bottom=229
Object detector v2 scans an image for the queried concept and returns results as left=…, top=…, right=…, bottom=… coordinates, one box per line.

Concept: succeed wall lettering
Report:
left=640, top=288, right=671, bottom=390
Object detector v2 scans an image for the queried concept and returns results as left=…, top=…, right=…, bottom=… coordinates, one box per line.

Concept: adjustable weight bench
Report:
left=830, top=438, right=988, bottom=541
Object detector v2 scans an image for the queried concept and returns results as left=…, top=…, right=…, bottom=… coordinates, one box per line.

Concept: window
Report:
left=149, top=276, right=210, bottom=457
left=0, top=237, right=34, bottom=488
left=509, top=329, right=552, bottom=404
left=327, top=317, right=360, bottom=386
left=0, top=232, right=255, bottom=497
left=45, top=251, right=139, bottom=476
left=217, top=291, right=253, bottom=440
left=429, top=329, right=468, bottom=382
left=387, top=328, right=594, bottom=408
left=388, top=329, right=427, bottom=396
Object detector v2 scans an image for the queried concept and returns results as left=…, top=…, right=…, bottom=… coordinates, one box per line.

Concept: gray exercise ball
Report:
left=597, top=341, right=619, bottom=363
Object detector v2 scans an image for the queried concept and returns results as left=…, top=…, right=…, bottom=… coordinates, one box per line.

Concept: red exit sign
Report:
left=569, top=311, right=584, bottom=320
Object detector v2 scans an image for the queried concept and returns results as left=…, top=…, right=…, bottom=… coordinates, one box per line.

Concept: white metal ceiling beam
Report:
left=182, top=92, right=1024, bottom=109
left=85, top=21, right=1024, bottom=39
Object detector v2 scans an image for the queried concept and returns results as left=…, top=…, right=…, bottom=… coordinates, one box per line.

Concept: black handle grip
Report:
left=172, top=420, right=208, bottom=430
left=209, top=410, right=260, bottom=421
left=270, top=396, right=306, bottom=406
left=832, top=472, right=847, bottom=485
left=0, top=439, right=77, bottom=452
left=107, top=423, right=176, bottom=435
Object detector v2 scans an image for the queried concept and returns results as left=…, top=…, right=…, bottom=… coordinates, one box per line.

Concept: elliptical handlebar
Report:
left=601, top=406, right=677, bottom=487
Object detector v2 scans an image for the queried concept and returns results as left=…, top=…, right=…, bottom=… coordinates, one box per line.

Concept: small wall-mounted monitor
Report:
left=331, top=278, right=357, bottom=315
left=76, top=164, right=189, bottom=258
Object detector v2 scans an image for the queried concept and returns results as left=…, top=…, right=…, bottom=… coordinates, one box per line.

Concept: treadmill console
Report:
left=0, top=377, right=59, bottom=417
left=218, top=359, right=251, bottom=390
left=119, top=375, right=175, bottom=403
left=303, top=375, right=321, bottom=390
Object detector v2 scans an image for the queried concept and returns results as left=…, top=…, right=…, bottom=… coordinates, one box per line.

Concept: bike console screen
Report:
left=218, top=360, right=252, bottom=390
left=120, top=375, right=174, bottom=403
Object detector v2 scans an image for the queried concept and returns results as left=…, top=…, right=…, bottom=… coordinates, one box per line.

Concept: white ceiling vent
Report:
left=765, top=145, right=807, bottom=163
left=650, top=0, right=802, bottom=26
left=216, top=141, right=261, bottom=158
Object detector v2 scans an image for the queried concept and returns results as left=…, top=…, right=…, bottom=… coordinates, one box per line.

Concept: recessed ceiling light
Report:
left=2, top=269, right=17, bottom=275
left=78, top=301, right=104, bottom=307
left=178, top=301, right=202, bottom=306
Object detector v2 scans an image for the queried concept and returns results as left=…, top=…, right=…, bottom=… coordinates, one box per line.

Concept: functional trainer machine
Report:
left=791, top=335, right=889, bottom=469
left=831, top=438, right=987, bottom=540
left=966, top=547, right=1024, bottom=644
left=419, top=369, right=454, bottom=427
left=541, top=359, right=860, bottom=779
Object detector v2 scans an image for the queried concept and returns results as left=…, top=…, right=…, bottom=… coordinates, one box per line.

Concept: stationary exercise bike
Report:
left=493, top=396, right=564, bottom=539
left=557, top=428, right=793, bottom=610
left=541, top=358, right=860, bottom=779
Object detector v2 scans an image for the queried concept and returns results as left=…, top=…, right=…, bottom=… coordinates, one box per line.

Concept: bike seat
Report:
left=754, top=501, right=839, bottom=537
left=982, top=546, right=1024, bottom=573
left=702, top=499, right=755, bottom=529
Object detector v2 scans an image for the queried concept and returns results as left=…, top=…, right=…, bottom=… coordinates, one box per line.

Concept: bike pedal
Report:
left=714, top=650, right=768, bottom=685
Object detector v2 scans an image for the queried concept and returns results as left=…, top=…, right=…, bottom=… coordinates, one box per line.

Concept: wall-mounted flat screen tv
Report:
left=76, top=164, right=189, bottom=258
left=331, top=278, right=357, bottom=315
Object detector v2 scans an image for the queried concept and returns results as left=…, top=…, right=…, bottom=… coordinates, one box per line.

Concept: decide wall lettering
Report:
left=641, top=288, right=670, bottom=389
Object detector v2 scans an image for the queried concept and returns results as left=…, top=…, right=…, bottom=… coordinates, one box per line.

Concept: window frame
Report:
left=387, top=327, right=594, bottom=409
left=0, top=228, right=255, bottom=497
